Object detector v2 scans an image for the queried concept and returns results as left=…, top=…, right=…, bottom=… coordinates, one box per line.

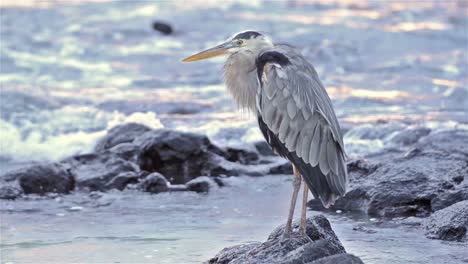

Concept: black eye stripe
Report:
left=233, top=31, right=261, bottom=40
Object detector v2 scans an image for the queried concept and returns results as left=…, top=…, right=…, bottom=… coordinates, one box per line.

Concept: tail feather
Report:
left=288, top=150, right=345, bottom=208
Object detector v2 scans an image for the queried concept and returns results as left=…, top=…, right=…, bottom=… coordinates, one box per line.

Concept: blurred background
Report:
left=0, top=0, right=467, bottom=263
left=1, top=0, right=466, bottom=166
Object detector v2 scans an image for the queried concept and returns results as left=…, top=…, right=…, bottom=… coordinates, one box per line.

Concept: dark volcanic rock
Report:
left=94, top=123, right=151, bottom=152
left=7, top=163, right=75, bottom=195
left=268, top=161, right=293, bottom=175
left=108, top=142, right=140, bottom=162
left=207, top=215, right=362, bottom=264
left=0, top=185, right=23, bottom=199
left=431, top=184, right=468, bottom=211
left=309, top=253, right=364, bottom=264
left=135, top=129, right=228, bottom=184
left=224, top=146, right=259, bottom=165
left=255, top=141, right=275, bottom=156
left=62, top=153, right=138, bottom=191
left=137, top=172, right=169, bottom=193
left=425, top=200, right=468, bottom=242
left=388, top=127, right=431, bottom=146
left=309, top=129, right=468, bottom=217
left=105, top=171, right=140, bottom=190
left=186, top=176, right=214, bottom=193
left=152, top=21, right=173, bottom=35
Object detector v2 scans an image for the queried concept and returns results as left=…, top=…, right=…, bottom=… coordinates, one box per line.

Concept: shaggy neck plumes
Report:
left=223, top=52, right=259, bottom=112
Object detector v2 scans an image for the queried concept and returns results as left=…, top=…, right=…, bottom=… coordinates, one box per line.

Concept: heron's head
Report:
left=182, top=30, right=273, bottom=62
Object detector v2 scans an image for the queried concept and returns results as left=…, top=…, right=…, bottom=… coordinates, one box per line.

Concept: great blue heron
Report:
left=182, top=30, right=347, bottom=234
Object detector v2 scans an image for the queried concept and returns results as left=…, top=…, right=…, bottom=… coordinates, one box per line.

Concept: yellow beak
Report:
left=182, top=42, right=232, bottom=62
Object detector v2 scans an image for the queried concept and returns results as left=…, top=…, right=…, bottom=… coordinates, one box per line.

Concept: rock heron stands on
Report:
left=182, top=30, right=347, bottom=235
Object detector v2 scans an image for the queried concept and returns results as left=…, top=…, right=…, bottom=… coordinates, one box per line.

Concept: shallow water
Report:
left=1, top=1, right=467, bottom=263
left=2, top=176, right=467, bottom=264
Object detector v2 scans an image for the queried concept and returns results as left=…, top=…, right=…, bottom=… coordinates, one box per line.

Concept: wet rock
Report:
left=7, top=163, right=75, bottom=195
left=431, top=185, right=468, bottom=211
left=94, top=123, right=151, bottom=152
left=186, top=176, right=214, bottom=193
left=62, top=153, right=138, bottom=191
left=268, top=161, right=293, bottom=175
left=207, top=215, right=362, bottom=264
left=388, top=127, right=431, bottom=146
left=137, top=172, right=169, bottom=193
left=310, top=129, right=468, bottom=217
left=255, top=141, right=275, bottom=156
left=224, top=147, right=259, bottom=165
left=109, top=142, right=140, bottom=162
left=425, top=200, right=468, bottom=241
left=345, top=122, right=405, bottom=141
left=346, top=159, right=378, bottom=175
left=352, top=225, right=377, bottom=234
left=152, top=21, right=173, bottom=35
left=452, top=175, right=464, bottom=184
left=309, top=254, right=364, bottom=264
left=0, top=185, right=23, bottom=200
left=105, top=171, right=140, bottom=190
left=135, top=129, right=227, bottom=184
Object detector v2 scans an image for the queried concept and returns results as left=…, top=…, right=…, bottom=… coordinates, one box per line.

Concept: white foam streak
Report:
left=0, top=108, right=163, bottom=162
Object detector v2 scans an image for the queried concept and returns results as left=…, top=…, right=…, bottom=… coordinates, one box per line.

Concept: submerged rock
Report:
left=425, top=200, right=468, bottom=242
left=6, top=163, right=75, bottom=195
left=207, top=215, right=363, bottom=264
left=310, top=129, right=468, bottom=217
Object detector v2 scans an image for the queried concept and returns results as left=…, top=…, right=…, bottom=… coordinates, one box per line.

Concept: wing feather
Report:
left=318, top=127, right=330, bottom=175
left=309, top=121, right=321, bottom=166
left=256, top=45, right=347, bottom=207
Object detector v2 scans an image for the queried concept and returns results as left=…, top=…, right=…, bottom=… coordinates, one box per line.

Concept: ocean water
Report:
left=1, top=0, right=466, bottom=164
left=1, top=1, right=467, bottom=263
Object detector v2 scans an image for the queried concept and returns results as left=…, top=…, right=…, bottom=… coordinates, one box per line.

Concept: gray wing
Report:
left=256, top=45, right=347, bottom=206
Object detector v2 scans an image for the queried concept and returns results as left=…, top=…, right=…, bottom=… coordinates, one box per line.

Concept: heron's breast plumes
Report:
left=223, top=53, right=259, bottom=112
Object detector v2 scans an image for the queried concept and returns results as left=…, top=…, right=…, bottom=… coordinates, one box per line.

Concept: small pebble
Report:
left=68, top=206, right=83, bottom=211
left=152, top=21, right=173, bottom=35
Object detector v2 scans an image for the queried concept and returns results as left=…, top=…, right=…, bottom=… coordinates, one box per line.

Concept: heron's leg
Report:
left=285, top=165, right=302, bottom=234
left=299, top=184, right=309, bottom=233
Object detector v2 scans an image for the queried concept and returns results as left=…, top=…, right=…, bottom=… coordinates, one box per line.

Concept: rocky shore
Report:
left=1, top=122, right=467, bottom=247
left=0, top=123, right=291, bottom=199
left=207, top=215, right=363, bottom=264
left=309, top=126, right=468, bottom=242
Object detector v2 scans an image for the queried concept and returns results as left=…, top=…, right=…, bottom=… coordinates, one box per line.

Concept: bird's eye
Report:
left=236, top=40, right=244, bottom=45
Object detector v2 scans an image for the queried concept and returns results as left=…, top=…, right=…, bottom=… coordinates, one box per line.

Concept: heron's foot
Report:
left=281, top=229, right=311, bottom=243
left=282, top=224, right=293, bottom=239
left=298, top=227, right=311, bottom=242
